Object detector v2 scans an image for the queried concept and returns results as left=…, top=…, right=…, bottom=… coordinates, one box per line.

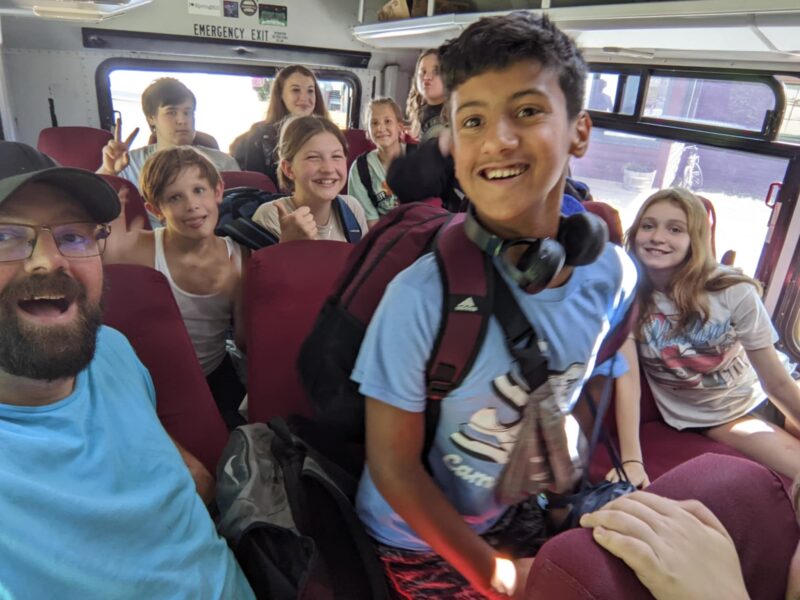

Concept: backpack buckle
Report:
left=426, top=379, right=454, bottom=400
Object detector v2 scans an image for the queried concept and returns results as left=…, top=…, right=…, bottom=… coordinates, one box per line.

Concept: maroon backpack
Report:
left=298, top=201, right=631, bottom=444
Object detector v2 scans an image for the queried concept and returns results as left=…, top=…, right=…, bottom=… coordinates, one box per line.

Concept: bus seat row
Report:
left=37, top=126, right=112, bottom=172
left=102, top=264, right=229, bottom=474
left=244, top=240, right=354, bottom=425
left=36, top=125, right=223, bottom=172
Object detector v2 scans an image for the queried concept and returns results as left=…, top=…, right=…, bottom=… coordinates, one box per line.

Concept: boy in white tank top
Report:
left=104, top=146, right=247, bottom=430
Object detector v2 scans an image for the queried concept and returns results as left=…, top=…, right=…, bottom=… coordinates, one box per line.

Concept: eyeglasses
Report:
left=0, top=222, right=111, bottom=263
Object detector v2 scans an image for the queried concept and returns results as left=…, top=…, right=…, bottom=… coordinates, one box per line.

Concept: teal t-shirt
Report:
left=0, top=326, right=254, bottom=600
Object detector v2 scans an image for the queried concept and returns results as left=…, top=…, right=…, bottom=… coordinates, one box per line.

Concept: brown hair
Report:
left=277, top=116, right=347, bottom=191
left=139, top=146, right=221, bottom=207
left=365, top=97, right=406, bottom=144
left=265, top=65, right=330, bottom=125
left=625, top=188, right=759, bottom=337
left=406, top=49, right=440, bottom=139
left=141, top=78, right=196, bottom=122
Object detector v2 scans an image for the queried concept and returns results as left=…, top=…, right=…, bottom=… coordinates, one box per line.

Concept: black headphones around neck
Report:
left=463, top=205, right=608, bottom=293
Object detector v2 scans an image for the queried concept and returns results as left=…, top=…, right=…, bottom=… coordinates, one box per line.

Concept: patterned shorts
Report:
left=376, top=497, right=550, bottom=599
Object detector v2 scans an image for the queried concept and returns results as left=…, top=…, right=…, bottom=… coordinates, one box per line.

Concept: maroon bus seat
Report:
left=98, top=174, right=152, bottom=231
left=343, top=128, right=376, bottom=174
left=102, top=264, right=228, bottom=473
left=37, top=126, right=112, bottom=171
left=583, top=201, right=623, bottom=245
left=147, top=130, right=220, bottom=150
left=244, top=240, right=353, bottom=424
left=221, top=170, right=277, bottom=193
left=528, top=453, right=799, bottom=600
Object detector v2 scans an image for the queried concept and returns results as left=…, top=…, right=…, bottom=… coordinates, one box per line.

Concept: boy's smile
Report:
left=449, top=61, right=590, bottom=240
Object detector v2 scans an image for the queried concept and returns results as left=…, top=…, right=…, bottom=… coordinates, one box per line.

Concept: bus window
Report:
left=571, top=127, right=789, bottom=277
left=643, top=75, right=777, bottom=133
left=777, top=76, right=800, bottom=145
left=584, top=72, right=640, bottom=115
left=106, top=67, right=355, bottom=154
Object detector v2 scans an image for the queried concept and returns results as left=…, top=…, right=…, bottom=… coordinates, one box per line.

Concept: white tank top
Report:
left=153, top=228, right=243, bottom=376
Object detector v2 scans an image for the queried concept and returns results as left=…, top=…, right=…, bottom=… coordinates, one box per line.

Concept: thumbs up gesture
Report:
left=275, top=202, right=318, bottom=242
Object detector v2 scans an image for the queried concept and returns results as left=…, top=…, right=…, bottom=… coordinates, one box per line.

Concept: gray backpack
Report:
left=216, top=418, right=390, bottom=600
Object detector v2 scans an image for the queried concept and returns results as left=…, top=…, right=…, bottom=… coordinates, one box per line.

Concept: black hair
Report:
left=438, top=12, right=587, bottom=119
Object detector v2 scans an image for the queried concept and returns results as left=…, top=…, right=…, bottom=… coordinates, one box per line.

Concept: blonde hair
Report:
left=139, top=146, right=220, bottom=207
left=365, top=97, right=405, bottom=144
left=265, top=65, right=330, bottom=125
left=625, top=188, right=760, bottom=337
left=277, top=116, right=348, bottom=191
left=407, top=49, right=440, bottom=139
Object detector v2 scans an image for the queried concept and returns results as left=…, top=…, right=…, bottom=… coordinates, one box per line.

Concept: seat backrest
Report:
left=98, top=174, right=152, bottom=231
left=147, top=130, right=220, bottom=150
left=37, top=126, right=112, bottom=171
left=221, top=170, right=277, bottom=193
left=102, top=264, right=228, bottom=473
left=245, top=240, right=354, bottom=424
left=343, top=128, right=376, bottom=173
left=527, top=453, right=799, bottom=600
left=583, top=200, right=623, bottom=245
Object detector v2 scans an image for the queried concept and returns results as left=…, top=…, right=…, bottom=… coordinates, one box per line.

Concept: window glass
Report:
left=585, top=74, right=617, bottom=113
left=584, top=72, right=639, bottom=115
left=777, top=76, right=800, bottom=145
left=108, top=68, right=353, bottom=154
left=570, top=127, right=789, bottom=277
left=643, top=75, right=776, bottom=132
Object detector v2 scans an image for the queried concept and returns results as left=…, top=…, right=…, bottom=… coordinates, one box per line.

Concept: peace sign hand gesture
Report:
left=99, top=116, right=139, bottom=176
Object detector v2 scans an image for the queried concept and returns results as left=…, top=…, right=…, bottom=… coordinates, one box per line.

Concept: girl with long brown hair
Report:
left=230, top=65, right=329, bottom=186
left=626, top=187, right=800, bottom=479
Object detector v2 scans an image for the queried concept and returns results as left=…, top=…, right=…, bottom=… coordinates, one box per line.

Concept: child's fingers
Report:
left=114, top=116, right=122, bottom=142
left=124, top=127, right=139, bottom=148
left=275, top=202, right=289, bottom=219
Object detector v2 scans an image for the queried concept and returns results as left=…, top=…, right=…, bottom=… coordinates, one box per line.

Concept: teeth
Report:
left=484, top=167, right=526, bottom=180
left=30, top=295, right=65, bottom=301
left=316, top=179, right=337, bottom=185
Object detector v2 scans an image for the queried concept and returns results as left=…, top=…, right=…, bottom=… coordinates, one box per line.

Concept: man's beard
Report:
left=0, top=272, right=103, bottom=381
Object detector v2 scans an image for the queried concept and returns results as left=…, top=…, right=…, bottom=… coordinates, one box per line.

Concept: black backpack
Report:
left=216, top=418, right=391, bottom=600
left=216, top=186, right=363, bottom=250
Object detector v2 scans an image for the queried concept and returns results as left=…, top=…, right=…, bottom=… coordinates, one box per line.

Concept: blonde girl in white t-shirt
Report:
left=625, top=187, right=800, bottom=479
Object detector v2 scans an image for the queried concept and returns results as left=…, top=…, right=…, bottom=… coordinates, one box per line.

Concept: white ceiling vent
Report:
left=0, top=0, right=153, bottom=22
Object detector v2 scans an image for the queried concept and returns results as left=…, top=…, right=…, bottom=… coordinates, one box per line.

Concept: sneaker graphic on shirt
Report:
left=450, top=408, right=521, bottom=464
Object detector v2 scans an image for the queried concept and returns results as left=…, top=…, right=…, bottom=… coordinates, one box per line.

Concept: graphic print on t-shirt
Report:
left=640, top=311, right=747, bottom=389
left=449, top=363, right=586, bottom=467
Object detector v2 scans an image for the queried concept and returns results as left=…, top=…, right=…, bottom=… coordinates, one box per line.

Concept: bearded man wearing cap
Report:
left=0, top=141, right=255, bottom=600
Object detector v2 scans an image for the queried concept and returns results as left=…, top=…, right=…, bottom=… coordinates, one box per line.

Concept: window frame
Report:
left=585, top=64, right=788, bottom=142
left=94, top=57, right=363, bottom=133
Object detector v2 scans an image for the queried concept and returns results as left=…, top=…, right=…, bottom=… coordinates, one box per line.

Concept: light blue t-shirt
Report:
left=0, top=326, right=254, bottom=600
left=353, top=243, right=638, bottom=551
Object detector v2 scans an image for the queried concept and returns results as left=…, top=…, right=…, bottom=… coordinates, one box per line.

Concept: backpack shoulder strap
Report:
left=596, top=300, right=639, bottom=365
left=427, top=217, right=493, bottom=400
left=356, top=152, right=381, bottom=209
left=335, top=196, right=363, bottom=244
